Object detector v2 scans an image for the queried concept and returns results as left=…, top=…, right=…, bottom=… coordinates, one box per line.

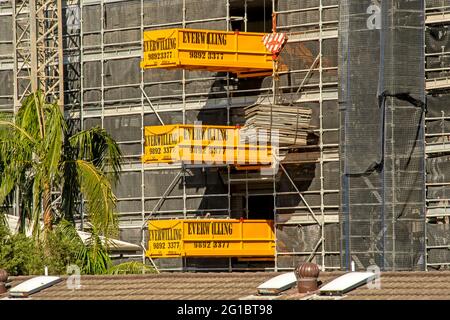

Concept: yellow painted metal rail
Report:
left=140, top=28, right=273, bottom=77
left=146, top=219, right=275, bottom=258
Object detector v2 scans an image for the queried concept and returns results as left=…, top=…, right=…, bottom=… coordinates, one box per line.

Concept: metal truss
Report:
left=12, top=0, right=64, bottom=111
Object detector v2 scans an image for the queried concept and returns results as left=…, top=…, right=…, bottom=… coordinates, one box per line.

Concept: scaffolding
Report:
left=274, top=0, right=340, bottom=271
left=340, top=0, right=426, bottom=271
left=0, top=0, right=65, bottom=219
left=0, top=0, right=342, bottom=272
left=11, top=0, right=64, bottom=110
left=425, top=0, right=450, bottom=270
left=1, top=0, right=448, bottom=273
left=0, top=0, right=64, bottom=111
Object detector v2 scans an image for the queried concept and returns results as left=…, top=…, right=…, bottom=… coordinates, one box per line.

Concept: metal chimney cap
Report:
left=0, top=269, right=8, bottom=283
left=294, top=263, right=320, bottom=294
left=295, top=263, right=320, bottom=279
left=0, top=269, right=8, bottom=295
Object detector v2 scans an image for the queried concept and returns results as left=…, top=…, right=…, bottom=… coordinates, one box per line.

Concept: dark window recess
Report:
left=248, top=195, right=274, bottom=220
left=229, top=0, right=272, bottom=33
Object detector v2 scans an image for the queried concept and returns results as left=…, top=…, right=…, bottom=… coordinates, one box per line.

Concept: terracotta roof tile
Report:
left=341, top=272, right=450, bottom=300
left=3, top=272, right=280, bottom=300
left=5, top=271, right=450, bottom=300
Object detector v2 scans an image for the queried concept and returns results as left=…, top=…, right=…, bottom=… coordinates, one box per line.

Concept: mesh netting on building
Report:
left=273, top=0, right=340, bottom=269
left=425, top=93, right=450, bottom=268
left=340, top=0, right=426, bottom=271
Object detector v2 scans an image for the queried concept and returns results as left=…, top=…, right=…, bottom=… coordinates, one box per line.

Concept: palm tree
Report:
left=0, top=90, right=122, bottom=239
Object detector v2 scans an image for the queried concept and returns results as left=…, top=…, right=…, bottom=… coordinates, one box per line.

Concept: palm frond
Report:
left=74, top=159, right=118, bottom=237
left=76, top=231, right=111, bottom=274
left=16, top=91, right=44, bottom=141
left=0, top=92, right=124, bottom=269
left=0, top=119, right=36, bottom=145
left=69, top=126, right=122, bottom=184
left=0, top=153, right=29, bottom=207
left=60, top=156, right=80, bottom=222
left=0, top=114, right=34, bottom=205
left=54, top=219, right=84, bottom=247
left=19, top=176, right=35, bottom=233
left=43, top=101, right=66, bottom=180
left=0, top=166, right=17, bottom=206
left=31, top=168, right=43, bottom=239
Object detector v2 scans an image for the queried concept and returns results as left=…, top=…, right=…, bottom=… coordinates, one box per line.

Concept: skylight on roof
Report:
left=319, top=272, right=377, bottom=296
left=9, top=276, right=61, bottom=298
left=257, top=272, right=297, bottom=295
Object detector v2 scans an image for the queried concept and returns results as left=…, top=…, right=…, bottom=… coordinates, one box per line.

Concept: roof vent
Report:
left=319, top=272, right=377, bottom=296
left=0, top=269, right=8, bottom=294
left=295, top=263, right=320, bottom=293
left=9, top=276, right=61, bottom=298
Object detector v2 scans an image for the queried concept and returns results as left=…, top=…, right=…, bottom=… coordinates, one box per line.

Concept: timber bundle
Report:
left=242, top=104, right=313, bottom=147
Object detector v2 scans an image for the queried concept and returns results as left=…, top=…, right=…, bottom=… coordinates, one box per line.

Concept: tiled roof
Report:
left=5, top=271, right=450, bottom=300
left=343, top=272, right=450, bottom=300
left=3, top=273, right=281, bottom=300
left=283, top=271, right=450, bottom=300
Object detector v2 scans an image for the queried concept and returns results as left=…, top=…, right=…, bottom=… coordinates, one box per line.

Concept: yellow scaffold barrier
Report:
left=140, top=28, right=273, bottom=77
left=142, top=124, right=273, bottom=166
left=146, top=219, right=275, bottom=258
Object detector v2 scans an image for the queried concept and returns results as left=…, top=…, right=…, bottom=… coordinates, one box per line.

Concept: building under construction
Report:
left=0, top=0, right=449, bottom=272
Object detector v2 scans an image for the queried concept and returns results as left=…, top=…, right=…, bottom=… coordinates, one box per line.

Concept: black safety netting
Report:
left=425, top=93, right=450, bottom=266
left=427, top=224, right=450, bottom=266
left=276, top=224, right=341, bottom=269
left=0, top=8, right=14, bottom=112
left=77, top=0, right=230, bottom=109
left=0, top=14, right=12, bottom=58
left=425, top=0, right=450, bottom=82
left=277, top=0, right=339, bottom=33
left=272, top=0, right=340, bottom=269
left=0, top=70, right=13, bottom=112
left=340, top=0, right=426, bottom=271
left=420, top=0, right=450, bottom=268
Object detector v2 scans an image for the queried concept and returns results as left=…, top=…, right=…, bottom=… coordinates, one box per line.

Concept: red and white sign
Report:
left=262, top=33, right=288, bottom=55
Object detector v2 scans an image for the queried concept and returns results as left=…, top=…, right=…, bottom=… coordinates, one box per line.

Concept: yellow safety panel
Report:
left=142, top=124, right=272, bottom=165
left=140, top=28, right=273, bottom=75
left=146, top=219, right=275, bottom=258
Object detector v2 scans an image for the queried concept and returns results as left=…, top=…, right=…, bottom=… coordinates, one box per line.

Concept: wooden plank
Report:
left=243, top=104, right=313, bottom=147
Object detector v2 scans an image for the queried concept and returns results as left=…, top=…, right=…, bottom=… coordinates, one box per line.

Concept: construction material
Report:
left=146, top=219, right=275, bottom=258
left=243, top=104, right=312, bottom=147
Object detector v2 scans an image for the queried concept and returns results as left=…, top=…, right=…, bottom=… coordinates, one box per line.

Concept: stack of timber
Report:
left=243, top=104, right=312, bottom=147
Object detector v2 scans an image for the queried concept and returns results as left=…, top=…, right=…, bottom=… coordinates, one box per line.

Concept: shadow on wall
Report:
left=179, top=68, right=271, bottom=217
left=182, top=74, right=322, bottom=218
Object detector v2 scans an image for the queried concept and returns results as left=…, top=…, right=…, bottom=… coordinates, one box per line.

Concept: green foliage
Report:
left=0, top=231, right=42, bottom=275
left=107, top=261, right=156, bottom=275
left=0, top=221, right=154, bottom=276
left=42, top=221, right=84, bottom=275
left=75, top=232, right=112, bottom=275
left=0, top=220, right=82, bottom=275
left=0, top=91, right=122, bottom=237
left=0, top=92, right=153, bottom=276
left=75, top=160, right=118, bottom=238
